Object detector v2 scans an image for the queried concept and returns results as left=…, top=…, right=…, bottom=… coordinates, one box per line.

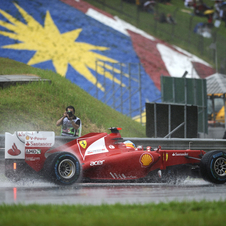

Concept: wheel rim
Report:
left=214, top=157, right=226, bottom=177
left=58, top=159, right=76, bottom=179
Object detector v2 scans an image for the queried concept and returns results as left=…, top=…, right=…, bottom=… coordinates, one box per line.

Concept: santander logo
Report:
left=8, top=143, right=21, bottom=156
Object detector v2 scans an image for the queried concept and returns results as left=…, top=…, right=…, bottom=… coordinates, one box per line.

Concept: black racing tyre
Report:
left=43, top=152, right=81, bottom=185
left=200, top=150, right=226, bottom=184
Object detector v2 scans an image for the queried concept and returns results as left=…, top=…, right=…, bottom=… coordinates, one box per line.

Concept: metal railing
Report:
left=1, top=134, right=226, bottom=152
left=88, top=61, right=146, bottom=123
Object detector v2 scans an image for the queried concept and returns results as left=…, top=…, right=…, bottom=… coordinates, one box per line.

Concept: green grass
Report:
left=0, top=201, right=226, bottom=226
left=0, top=57, right=145, bottom=137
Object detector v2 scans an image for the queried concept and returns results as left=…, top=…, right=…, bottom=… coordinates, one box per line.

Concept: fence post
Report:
left=168, top=104, right=171, bottom=138
left=171, top=8, right=178, bottom=40
left=113, top=63, right=116, bottom=110
left=188, top=15, right=194, bottom=48
left=184, top=77, right=187, bottom=138
left=120, top=63, right=123, bottom=114
left=103, top=61, right=106, bottom=103
left=210, top=32, right=218, bottom=72
left=214, top=32, right=218, bottom=73
left=202, top=79, right=206, bottom=137
left=136, top=0, right=140, bottom=26
left=154, top=2, right=159, bottom=34
left=197, top=34, right=203, bottom=55
left=154, top=103, right=157, bottom=138
left=220, top=57, right=226, bottom=74
left=129, top=63, right=132, bottom=117
left=103, top=0, right=105, bottom=10
left=95, top=60, right=98, bottom=99
left=120, top=0, right=123, bottom=13
left=138, top=63, right=142, bottom=124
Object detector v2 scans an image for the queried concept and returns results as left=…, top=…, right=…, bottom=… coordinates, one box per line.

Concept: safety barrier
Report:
left=1, top=134, right=226, bottom=154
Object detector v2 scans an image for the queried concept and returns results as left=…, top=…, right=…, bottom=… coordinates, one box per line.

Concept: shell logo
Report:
left=26, top=135, right=30, bottom=140
left=139, top=153, right=153, bottom=167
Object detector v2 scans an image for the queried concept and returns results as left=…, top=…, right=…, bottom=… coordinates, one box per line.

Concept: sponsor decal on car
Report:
left=7, top=143, right=21, bottom=156
left=79, top=140, right=87, bottom=149
left=86, top=149, right=105, bottom=155
left=172, top=153, right=188, bottom=157
left=109, top=145, right=115, bottom=149
left=18, top=131, right=30, bottom=137
left=26, top=136, right=47, bottom=141
left=139, top=153, right=153, bottom=167
left=78, top=137, right=109, bottom=160
left=25, top=141, right=52, bottom=147
left=110, top=172, right=136, bottom=179
left=25, top=157, right=40, bottom=161
left=26, top=149, right=41, bottom=154
left=163, top=153, right=169, bottom=162
left=90, top=160, right=105, bottom=166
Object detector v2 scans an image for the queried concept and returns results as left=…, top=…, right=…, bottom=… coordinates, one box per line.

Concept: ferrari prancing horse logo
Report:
left=79, top=140, right=87, bottom=149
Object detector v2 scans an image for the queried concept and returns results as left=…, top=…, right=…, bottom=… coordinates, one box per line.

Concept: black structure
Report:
left=146, top=103, right=198, bottom=138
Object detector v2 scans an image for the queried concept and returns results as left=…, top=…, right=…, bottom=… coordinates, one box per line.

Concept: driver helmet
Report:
left=124, top=140, right=136, bottom=149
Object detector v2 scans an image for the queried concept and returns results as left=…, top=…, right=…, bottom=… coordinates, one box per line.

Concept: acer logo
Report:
left=8, top=143, right=21, bottom=156
left=90, top=160, right=105, bottom=166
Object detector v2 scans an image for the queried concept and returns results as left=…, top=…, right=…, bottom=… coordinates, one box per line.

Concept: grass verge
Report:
left=0, top=200, right=226, bottom=226
left=0, top=57, right=145, bottom=137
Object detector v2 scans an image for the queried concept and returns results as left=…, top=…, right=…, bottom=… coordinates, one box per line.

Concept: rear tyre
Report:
left=43, top=152, right=81, bottom=185
left=200, top=150, right=226, bottom=184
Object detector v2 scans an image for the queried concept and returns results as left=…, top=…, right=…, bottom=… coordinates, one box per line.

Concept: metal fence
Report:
left=85, top=0, right=226, bottom=74
left=88, top=61, right=145, bottom=123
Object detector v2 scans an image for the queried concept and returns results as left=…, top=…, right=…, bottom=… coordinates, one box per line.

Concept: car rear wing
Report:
left=5, top=131, right=55, bottom=159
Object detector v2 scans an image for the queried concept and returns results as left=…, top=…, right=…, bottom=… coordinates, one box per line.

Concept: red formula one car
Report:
left=4, top=127, right=226, bottom=185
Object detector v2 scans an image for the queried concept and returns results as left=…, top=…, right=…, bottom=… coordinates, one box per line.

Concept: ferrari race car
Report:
left=4, top=127, right=226, bottom=185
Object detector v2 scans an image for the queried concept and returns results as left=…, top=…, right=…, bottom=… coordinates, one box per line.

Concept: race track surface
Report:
left=1, top=155, right=226, bottom=205
left=1, top=172, right=226, bottom=205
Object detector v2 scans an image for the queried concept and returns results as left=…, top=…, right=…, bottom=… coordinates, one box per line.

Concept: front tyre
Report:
left=43, top=152, right=81, bottom=185
left=200, top=150, right=226, bottom=184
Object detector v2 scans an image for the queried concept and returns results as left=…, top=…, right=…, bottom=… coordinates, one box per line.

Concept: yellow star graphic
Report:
left=0, top=3, right=128, bottom=91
